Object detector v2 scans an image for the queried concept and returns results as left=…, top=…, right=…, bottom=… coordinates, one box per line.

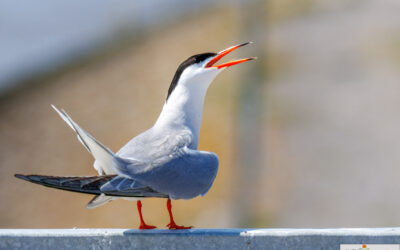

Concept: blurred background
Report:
left=1, top=0, right=400, bottom=229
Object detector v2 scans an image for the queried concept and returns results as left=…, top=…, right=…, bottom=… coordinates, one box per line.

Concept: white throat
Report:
left=153, top=67, right=220, bottom=148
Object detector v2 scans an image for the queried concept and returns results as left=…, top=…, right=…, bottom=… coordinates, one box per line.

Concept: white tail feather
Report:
left=86, top=194, right=115, bottom=209
left=51, top=105, right=116, bottom=175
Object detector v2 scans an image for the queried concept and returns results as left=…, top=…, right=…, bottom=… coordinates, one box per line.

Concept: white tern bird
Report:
left=15, top=42, right=256, bottom=229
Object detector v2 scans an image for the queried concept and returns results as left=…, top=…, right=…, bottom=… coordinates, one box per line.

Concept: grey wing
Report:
left=114, top=147, right=219, bottom=200
left=100, top=176, right=168, bottom=198
left=116, top=127, right=196, bottom=162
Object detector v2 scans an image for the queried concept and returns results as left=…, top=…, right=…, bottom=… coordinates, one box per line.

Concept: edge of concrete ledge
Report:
left=1, top=227, right=400, bottom=236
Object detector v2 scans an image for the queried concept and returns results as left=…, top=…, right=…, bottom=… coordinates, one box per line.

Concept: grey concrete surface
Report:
left=1, top=228, right=400, bottom=249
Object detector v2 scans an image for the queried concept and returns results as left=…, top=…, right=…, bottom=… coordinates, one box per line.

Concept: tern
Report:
left=15, top=42, right=256, bottom=229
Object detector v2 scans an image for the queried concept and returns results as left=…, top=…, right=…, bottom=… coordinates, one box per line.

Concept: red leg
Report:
left=166, top=199, right=192, bottom=230
left=137, top=201, right=156, bottom=230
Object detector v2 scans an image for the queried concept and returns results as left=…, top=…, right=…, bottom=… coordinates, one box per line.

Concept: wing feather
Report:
left=114, top=147, right=219, bottom=199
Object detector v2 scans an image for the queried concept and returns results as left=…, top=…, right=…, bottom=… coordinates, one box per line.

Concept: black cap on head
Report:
left=166, top=53, right=217, bottom=101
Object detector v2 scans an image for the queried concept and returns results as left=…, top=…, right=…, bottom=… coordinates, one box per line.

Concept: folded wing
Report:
left=114, top=147, right=219, bottom=200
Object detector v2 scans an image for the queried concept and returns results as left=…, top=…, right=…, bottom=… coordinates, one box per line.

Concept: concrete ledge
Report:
left=1, top=228, right=400, bottom=249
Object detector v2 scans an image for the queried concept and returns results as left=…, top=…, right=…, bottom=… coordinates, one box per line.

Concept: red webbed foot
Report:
left=137, top=201, right=156, bottom=230
left=167, top=222, right=192, bottom=230
left=139, top=223, right=157, bottom=230
left=166, top=199, right=192, bottom=230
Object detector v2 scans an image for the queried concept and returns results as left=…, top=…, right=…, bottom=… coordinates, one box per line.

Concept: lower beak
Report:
left=205, top=42, right=257, bottom=69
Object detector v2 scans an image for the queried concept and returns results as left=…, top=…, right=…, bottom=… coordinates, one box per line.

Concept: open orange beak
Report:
left=205, top=42, right=257, bottom=69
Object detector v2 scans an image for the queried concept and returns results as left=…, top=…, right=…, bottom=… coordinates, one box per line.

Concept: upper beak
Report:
left=205, top=42, right=257, bottom=69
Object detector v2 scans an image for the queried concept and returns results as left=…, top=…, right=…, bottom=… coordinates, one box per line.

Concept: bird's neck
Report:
left=153, top=84, right=209, bottom=148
